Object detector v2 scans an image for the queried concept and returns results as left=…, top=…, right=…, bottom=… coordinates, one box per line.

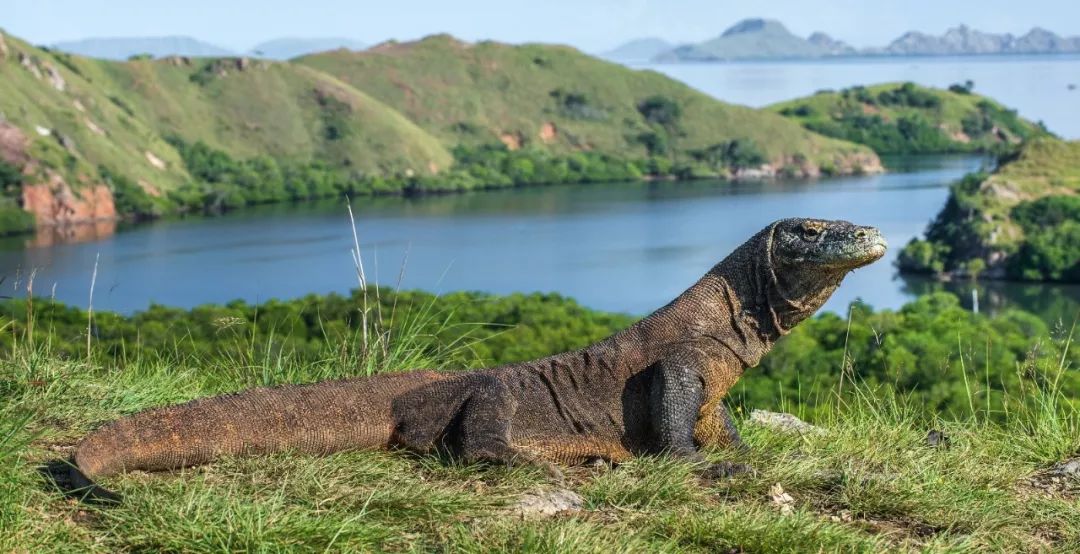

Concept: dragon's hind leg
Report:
left=457, top=375, right=565, bottom=481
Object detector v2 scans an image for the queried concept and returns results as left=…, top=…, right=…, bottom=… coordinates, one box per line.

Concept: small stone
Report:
left=749, top=410, right=822, bottom=434
left=768, top=483, right=795, bottom=515
left=926, top=430, right=950, bottom=448
left=511, top=488, right=584, bottom=518
left=1047, top=458, right=1080, bottom=478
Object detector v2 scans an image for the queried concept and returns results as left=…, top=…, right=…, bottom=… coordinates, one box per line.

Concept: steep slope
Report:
left=297, top=35, right=879, bottom=175
left=771, top=82, right=1045, bottom=155
left=0, top=30, right=452, bottom=232
left=654, top=19, right=841, bottom=62
left=0, top=31, right=189, bottom=231
left=87, top=57, right=452, bottom=173
left=898, top=138, right=1080, bottom=282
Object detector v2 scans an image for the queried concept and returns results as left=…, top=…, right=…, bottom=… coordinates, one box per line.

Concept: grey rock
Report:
left=749, top=410, right=822, bottom=434
left=511, top=488, right=584, bottom=518
left=1047, top=458, right=1080, bottom=478
left=925, top=430, right=950, bottom=448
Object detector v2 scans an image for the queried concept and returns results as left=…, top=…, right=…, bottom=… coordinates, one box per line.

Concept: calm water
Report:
left=639, top=55, right=1080, bottom=139
left=8, top=154, right=1075, bottom=319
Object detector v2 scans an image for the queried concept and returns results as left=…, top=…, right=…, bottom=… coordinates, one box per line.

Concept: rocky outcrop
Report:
left=44, top=63, right=66, bottom=92
left=21, top=173, right=116, bottom=226
left=0, top=30, right=9, bottom=60
left=882, top=25, right=1080, bottom=56
left=807, top=32, right=855, bottom=55
left=833, top=151, right=884, bottom=175
left=0, top=122, right=31, bottom=166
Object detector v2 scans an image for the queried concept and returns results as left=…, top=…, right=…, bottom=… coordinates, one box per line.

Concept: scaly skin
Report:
left=67, top=218, right=886, bottom=501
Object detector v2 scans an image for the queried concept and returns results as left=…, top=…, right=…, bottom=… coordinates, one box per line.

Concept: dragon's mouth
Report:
left=846, top=234, right=888, bottom=268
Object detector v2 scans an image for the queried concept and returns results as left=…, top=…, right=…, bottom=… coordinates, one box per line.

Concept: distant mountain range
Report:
left=606, top=19, right=1080, bottom=62
left=51, top=36, right=366, bottom=60
left=52, top=36, right=236, bottom=60
left=601, top=38, right=677, bottom=62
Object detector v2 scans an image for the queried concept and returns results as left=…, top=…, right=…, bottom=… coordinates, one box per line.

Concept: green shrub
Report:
left=0, top=204, right=34, bottom=236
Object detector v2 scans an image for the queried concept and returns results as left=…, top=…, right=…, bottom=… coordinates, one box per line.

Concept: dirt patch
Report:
left=85, top=119, right=106, bottom=137
left=44, top=63, right=66, bottom=92
left=949, top=129, right=972, bottom=143
left=1023, top=457, right=1080, bottom=498
left=814, top=501, right=952, bottom=546
left=163, top=56, right=192, bottom=67
left=138, top=178, right=162, bottom=197
left=0, top=31, right=9, bottom=59
left=980, top=179, right=1027, bottom=204
left=538, top=122, right=557, bottom=143
left=0, top=121, right=30, bottom=166
left=144, top=151, right=166, bottom=170
left=499, top=132, right=523, bottom=151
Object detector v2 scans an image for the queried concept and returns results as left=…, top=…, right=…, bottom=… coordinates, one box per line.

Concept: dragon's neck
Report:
left=626, top=227, right=838, bottom=368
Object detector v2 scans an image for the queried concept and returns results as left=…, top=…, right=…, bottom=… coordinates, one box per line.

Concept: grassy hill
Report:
left=899, top=137, right=1080, bottom=282
left=2, top=289, right=1078, bottom=551
left=86, top=58, right=453, bottom=173
left=771, top=82, right=1046, bottom=155
left=297, top=35, right=878, bottom=173
left=0, top=29, right=879, bottom=235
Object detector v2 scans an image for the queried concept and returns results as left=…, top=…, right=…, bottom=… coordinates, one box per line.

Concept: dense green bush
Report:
left=806, top=113, right=955, bottom=155
left=1008, top=195, right=1080, bottom=281
left=0, top=204, right=35, bottom=236
left=549, top=89, right=608, bottom=120
left=636, top=95, right=682, bottom=128
left=0, top=161, right=34, bottom=236
left=687, top=139, right=767, bottom=171
left=876, top=82, right=942, bottom=109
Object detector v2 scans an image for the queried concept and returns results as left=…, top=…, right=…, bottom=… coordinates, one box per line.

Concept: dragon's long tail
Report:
left=66, top=371, right=440, bottom=501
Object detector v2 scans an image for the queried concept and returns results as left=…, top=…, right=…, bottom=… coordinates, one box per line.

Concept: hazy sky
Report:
left=5, top=0, right=1079, bottom=52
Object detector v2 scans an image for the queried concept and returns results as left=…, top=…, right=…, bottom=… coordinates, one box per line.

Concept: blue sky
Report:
left=5, top=0, right=1079, bottom=52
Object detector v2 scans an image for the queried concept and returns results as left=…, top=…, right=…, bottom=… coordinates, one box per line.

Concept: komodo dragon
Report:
left=62, top=218, right=886, bottom=501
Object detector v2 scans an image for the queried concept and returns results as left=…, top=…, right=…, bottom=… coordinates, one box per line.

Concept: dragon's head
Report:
left=770, top=218, right=887, bottom=273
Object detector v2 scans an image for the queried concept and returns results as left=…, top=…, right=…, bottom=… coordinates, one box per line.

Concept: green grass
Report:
left=2, top=294, right=1079, bottom=552
left=298, top=36, right=876, bottom=171
left=771, top=83, right=1045, bottom=155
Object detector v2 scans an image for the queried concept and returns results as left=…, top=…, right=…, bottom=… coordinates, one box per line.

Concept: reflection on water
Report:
left=21, top=220, right=118, bottom=248
left=0, top=154, right=1072, bottom=320
left=901, top=276, right=1080, bottom=326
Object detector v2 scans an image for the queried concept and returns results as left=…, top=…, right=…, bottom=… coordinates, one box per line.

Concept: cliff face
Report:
left=21, top=174, right=116, bottom=226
